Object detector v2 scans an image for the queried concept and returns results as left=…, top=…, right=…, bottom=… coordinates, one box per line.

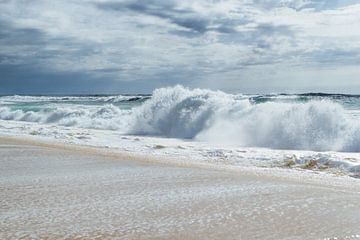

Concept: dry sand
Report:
left=1, top=137, right=360, bottom=240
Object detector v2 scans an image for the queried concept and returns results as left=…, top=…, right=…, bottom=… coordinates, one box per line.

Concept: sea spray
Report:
left=1, top=85, right=360, bottom=152
left=197, top=100, right=353, bottom=151
left=129, top=86, right=360, bottom=152
left=129, top=85, right=249, bottom=138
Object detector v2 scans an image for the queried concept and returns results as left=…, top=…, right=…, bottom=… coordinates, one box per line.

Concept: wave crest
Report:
left=1, top=86, right=360, bottom=152
left=129, top=86, right=360, bottom=152
left=129, top=85, right=249, bottom=138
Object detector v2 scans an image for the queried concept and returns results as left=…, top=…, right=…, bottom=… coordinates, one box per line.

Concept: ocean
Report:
left=1, top=85, right=360, bottom=177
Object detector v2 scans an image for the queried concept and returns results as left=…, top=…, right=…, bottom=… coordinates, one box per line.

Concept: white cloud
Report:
left=1, top=0, right=360, bottom=92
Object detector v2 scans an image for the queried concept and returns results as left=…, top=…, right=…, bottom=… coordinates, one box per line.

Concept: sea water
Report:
left=1, top=85, right=360, bottom=177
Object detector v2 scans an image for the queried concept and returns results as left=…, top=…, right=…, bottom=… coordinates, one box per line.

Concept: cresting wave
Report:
left=1, top=85, right=360, bottom=152
left=130, top=86, right=360, bottom=152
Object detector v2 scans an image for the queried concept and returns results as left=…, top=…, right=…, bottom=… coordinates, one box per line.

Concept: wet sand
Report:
left=1, top=138, right=360, bottom=239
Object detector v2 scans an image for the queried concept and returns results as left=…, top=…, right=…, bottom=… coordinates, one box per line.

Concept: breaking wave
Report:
left=0, top=104, right=132, bottom=131
left=130, top=86, right=360, bottom=152
left=1, top=85, right=360, bottom=152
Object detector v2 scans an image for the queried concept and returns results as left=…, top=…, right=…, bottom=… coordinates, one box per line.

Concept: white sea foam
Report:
left=1, top=85, right=360, bottom=152
left=129, top=86, right=248, bottom=138
left=129, top=86, right=360, bottom=152
left=197, top=100, right=360, bottom=152
left=0, top=105, right=132, bottom=130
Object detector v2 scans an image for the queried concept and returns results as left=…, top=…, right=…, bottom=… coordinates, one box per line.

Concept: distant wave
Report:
left=0, top=95, right=150, bottom=104
left=1, top=86, right=360, bottom=152
left=0, top=104, right=133, bottom=130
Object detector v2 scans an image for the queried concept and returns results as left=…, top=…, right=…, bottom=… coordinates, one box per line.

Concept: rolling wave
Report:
left=0, top=94, right=150, bottom=104
left=1, top=86, right=360, bottom=152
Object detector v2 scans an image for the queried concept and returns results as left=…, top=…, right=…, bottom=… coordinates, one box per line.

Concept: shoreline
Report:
left=1, top=133, right=360, bottom=191
left=1, top=136, right=360, bottom=239
left=1, top=118, right=360, bottom=182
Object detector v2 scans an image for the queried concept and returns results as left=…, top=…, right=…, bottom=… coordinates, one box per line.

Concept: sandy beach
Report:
left=1, top=137, right=360, bottom=240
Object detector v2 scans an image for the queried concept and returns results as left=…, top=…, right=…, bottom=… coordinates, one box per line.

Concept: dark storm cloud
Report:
left=0, top=63, right=161, bottom=94
left=1, top=0, right=360, bottom=94
left=97, top=0, right=240, bottom=34
left=97, top=0, right=296, bottom=55
left=0, top=64, right=97, bottom=94
left=0, top=22, right=46, bottom=46
left=0, top=20, right=48, bottom=62
left=0, top=21, right=63, bottom=64
left=0, top=19, right=124, bottom=94
left=217, top=23, right=296, bottom=61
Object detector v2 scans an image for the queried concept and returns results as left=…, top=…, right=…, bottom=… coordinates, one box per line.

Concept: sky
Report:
left=1, top=0, right=360, bottom=94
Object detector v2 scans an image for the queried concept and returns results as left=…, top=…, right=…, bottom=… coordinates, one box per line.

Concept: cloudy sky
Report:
left=1, top=0, right=360, bottom=94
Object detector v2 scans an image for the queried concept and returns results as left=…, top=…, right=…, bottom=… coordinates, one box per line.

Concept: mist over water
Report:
left=1, top=85, right=360, bottom=152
